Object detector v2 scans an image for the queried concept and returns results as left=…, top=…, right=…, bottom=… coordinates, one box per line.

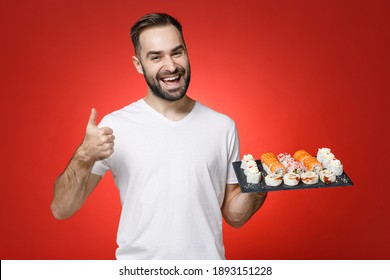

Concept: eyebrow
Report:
left=146, top=45, right=185, bottom=58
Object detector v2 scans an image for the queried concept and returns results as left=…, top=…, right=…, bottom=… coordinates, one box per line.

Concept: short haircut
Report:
left=130, top=13, right=185, bottom=56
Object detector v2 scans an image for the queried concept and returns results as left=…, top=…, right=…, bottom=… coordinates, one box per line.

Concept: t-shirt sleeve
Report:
left=91, top=114, right=112, bottom=176
left=226, top=122, right=240, bottom=184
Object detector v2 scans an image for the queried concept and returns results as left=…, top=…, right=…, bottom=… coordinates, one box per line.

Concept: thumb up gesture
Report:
left=80, top=108, right=115, bottom=162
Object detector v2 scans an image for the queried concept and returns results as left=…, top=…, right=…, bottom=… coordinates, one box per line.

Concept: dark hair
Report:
left=130, top=13, right=184, bottom=56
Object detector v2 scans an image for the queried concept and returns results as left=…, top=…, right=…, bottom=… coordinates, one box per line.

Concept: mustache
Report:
left=157, top=66, right=185, bottom=79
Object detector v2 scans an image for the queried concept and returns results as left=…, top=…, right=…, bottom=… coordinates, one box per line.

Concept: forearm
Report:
left=223, top=187, right=267, bottom=228
left=51, top=146, right=94, bottom=219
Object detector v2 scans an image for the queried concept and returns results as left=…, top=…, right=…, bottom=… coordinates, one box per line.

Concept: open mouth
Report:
left=160, top=75, right=181, bottom=86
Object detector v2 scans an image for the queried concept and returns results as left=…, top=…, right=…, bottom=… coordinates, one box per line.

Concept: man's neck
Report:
left=143, top=93, right=195, bottom=122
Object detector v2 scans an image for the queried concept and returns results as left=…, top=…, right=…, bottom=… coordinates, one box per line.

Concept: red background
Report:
left=1, top=0, right=389, bottom=259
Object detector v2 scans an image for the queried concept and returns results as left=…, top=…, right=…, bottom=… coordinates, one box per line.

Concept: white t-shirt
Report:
left=92, top=99, right=240, bottom=260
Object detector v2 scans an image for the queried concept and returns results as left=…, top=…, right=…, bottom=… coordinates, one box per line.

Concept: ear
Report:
left=132, top=56, right=144, bottom=74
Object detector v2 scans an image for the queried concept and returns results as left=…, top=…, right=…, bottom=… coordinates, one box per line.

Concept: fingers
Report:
left=82, top=108, right=115, bottom=161
left=88, top=108, right=97, bottom=127
left=101, top=141, right=114, bottom=159
left=100, top=126, right=114, bottom=135
left=104, top=142, right=115, bottom=150
left=99, top=134, right=115, bottom=144
left=86, top=108, right=113, bottom=135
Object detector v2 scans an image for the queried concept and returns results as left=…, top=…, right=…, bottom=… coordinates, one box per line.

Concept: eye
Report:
left=150, top=56, right=161, bottom=62
left=172, top=51, right=183, bottom=58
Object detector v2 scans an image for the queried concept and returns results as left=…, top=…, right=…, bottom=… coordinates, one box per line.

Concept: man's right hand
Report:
left=51, top=108, right=111, bottom=219
left=78, top=108, right=115, bottom=162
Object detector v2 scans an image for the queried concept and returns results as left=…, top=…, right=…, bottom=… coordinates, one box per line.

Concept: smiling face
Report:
left=132, top=25, right=191, bottom=101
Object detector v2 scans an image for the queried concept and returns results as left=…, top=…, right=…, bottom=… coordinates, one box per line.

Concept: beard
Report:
left=142, top=64, right=191, bottom=102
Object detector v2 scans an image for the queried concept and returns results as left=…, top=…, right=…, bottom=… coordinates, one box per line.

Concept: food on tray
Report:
left=317, top=148, right=331, bottom=163
left=245, top=163, right=261, bottom=184
left=237, top=147, right=348, bottom=190
left=240, top=154, right=255, bottom=169
left=240, top=154, right=261, bottom=184
left=301, top=171, right=319, bottom=185
left=329, top=159, right=343, bottom=176
left=265, top=173, right=283, bottom=186
left=260, top=152, right=286, bottom=176
left=283, top=172, right=301, bottom=186
left=277, top=152, right=304, bottom=174
left=317, top=147, right=344, bottom=174
left=317, top=147, right=342, bottom=169
left=293, top=149, right=323, bottom=174
left=319, top=169, right=336, bottom=184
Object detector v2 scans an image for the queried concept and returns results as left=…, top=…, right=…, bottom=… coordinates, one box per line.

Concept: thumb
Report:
left=88, top=108, right=97, bottom=127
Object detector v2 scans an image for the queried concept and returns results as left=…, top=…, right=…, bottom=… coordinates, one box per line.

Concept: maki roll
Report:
left=329, top=159, right=343, bottom=176
left=240, top=154, right=255, bottom=169
left=265, top=173, right=283, bottom=186
left=260, top=152, right=286, bottom=176
left=321, top=152, right=335, bottom=169
left=277, top=152, right=304, bottom=174
left=304, top=157, right=323, bottom=174
left=317, top=148, right=331, bottom=163
left=245, top=162, right=261, bottom=184
left=319, top=169, right=336, bottom=184
left=293, top=149, right=323, bottom=174
left=301, top=171, right=319, bottom=185
left=293, top=149, right=312, bottom=163
left=283, top=172, right=300, bottom=186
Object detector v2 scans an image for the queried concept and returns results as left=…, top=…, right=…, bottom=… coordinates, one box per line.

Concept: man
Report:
left=51, top=13, right=267, bottom=260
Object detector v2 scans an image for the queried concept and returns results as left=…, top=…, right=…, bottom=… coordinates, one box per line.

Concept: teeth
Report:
left=162, top=75, right=180, bottom=82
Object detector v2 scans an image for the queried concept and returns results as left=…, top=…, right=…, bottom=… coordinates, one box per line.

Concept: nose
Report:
left=163, top=56, right=177, bottom=72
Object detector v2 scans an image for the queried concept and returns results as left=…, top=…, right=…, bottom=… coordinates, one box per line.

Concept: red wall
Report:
left=1, top=0, right=389, bottom=259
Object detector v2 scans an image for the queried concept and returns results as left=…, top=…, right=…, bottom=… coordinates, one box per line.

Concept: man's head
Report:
left=130, top=13, right=191, bottom=102
left=131, top=13, right=185, bottom=57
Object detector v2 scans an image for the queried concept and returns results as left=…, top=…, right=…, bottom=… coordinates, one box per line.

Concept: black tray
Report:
left=233, top=160, right=354, bottom=193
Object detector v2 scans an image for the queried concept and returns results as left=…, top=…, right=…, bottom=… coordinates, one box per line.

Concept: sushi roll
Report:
left=321, top=152, right=335, bottom=169
left=240, top=154, right=255, bottom=169
left=278, top=152, right=304, bottom=174
left=329, top=159, right=343, bottom=176
left=304, top=157, right=323, bottom=174
left=265, top=173, right=283, bottom=187
left=244, top=159, right=257, bottom=176
left=283, top=172, right=300, bottom=186
left=277, top=152, right=290, bottom=163
left=293, top=149, right=312, bottom=164
left=293, top=149, right=323, bottom=174
left=260, top=152, right=287, bottom=176
left=246, top=164, right=261, bottom=184
left=286, top=160, right=304, bottom=174
left=317, top=147, right=331, bottom=163
left=319, top=169, right=336, bottom=184
left=301, top=171, right=319, bottom=185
